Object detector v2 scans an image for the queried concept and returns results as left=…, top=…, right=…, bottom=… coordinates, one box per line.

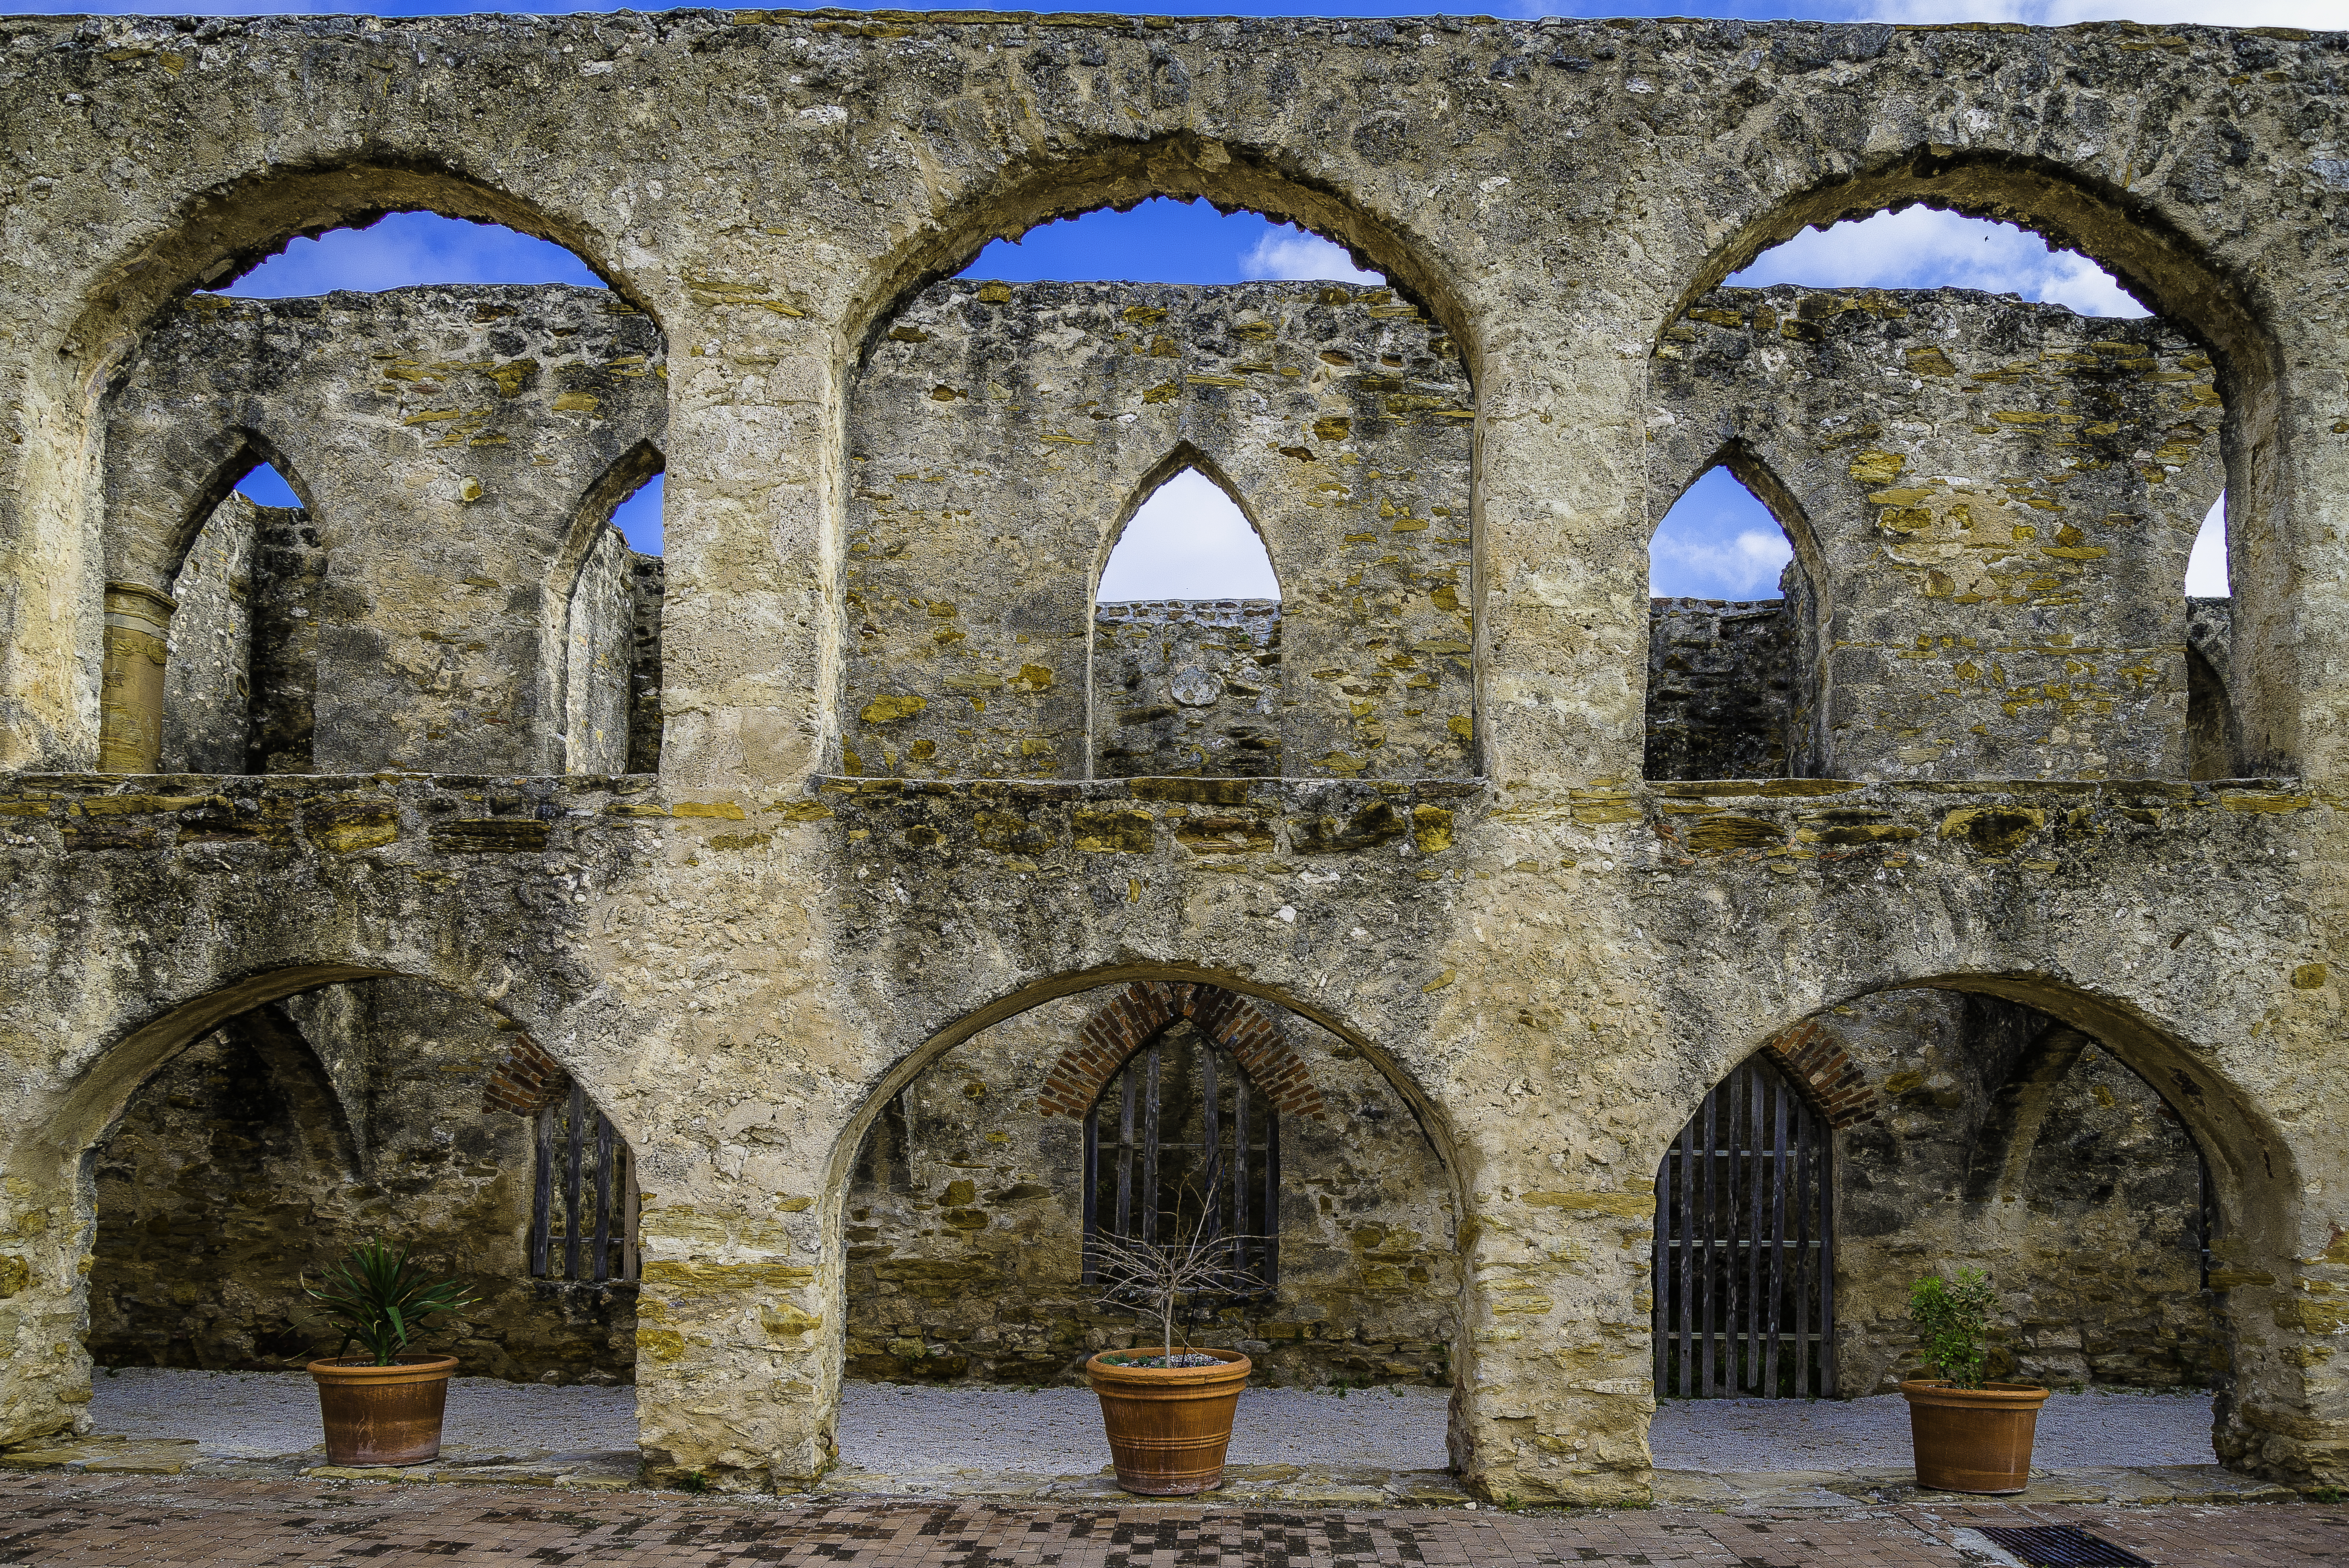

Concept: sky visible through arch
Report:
left=141, top=0, right=2290, bottom=590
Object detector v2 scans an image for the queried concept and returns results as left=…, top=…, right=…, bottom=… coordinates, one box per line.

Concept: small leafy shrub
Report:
left=305, top=1239, right=480, bottom=1366
left=1908, top=1267, right=1998, bottom=1390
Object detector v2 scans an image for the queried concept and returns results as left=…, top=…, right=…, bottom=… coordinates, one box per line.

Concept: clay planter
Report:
left=1085, top=1348, right=1252, bottom=1495
left=308, top=1355, right=459, bottom=1466
left=1901, top=1378, right=2050, bottom=1494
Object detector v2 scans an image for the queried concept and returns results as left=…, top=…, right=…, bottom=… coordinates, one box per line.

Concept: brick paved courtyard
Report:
left=0, top=1474, right=2340, bottom=1568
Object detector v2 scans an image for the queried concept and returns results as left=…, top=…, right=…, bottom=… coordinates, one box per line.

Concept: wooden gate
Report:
left=531, top=1082, right=638, bottom=1284
left=1652, top=1055, right=1833, bottom=1398
left=1082, top=1023, right=1279, bottom=1292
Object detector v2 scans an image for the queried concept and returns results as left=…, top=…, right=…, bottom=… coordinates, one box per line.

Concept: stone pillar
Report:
left=97, top=582, right=176, bottom=775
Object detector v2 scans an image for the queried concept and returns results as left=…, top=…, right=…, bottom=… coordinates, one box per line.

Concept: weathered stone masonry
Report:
left=2, top=8, right=2347, bottom=1511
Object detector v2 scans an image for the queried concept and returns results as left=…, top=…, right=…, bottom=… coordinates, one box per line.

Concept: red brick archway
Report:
left=1759, top=1017, right=1879, bottom=1128
left=1036, top=982, right=1327, bottom=1121
left=483, top=1033, right=570, bottom=1116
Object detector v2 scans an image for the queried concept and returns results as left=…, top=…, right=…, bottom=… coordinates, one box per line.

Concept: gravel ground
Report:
left=88, top=1368, right=637, bottom=1460
left=1648, top=1389, right=2216, bottom=1471
left=87, top=1370, right=2212, bottom=1476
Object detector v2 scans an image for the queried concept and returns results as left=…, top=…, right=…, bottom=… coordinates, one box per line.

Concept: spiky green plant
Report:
left=1909, top=1267, right=2000, bottom=1390
left=304, top=1239, right=480, bottom=1366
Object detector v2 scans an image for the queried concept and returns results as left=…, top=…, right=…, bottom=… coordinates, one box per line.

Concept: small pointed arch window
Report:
left=1098, top=466, right=1280, bottom=604
left=1083, top=1019, right=1279, bottom=1297
left=1646, top=462, right=1814, bottom=782
left=1649, top=466, right=1796, bottom=602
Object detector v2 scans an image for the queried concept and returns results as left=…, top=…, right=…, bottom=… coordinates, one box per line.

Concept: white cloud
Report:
left=1238, top=226, right=1384, bottom=286
left=1730, top=207, right=2146, bottom=318
left=2186, top=494, right=2230, bottom=597
left=1652, top=527, right=1795, bottom=600
left=1098, top=468, right=1281, bottom=602
left=1863, top=0, right=2340, bottom=23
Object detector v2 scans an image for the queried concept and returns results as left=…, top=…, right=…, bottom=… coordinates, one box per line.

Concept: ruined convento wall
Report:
left=3, top=10, right=2347, bottom=1511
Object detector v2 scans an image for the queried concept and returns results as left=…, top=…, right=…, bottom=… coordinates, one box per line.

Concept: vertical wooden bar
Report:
left=1141, top=1043, right=1162, bottom=1247
left=1746, top=1066, right=1765, bottom=1395
left=1262, top=1107, right=1280, bottom=1284
left=530, top=1105, right=554, bottom=1278
left=1702, top=1084, right=1720, bottom=1395
left=1651, top=1130, right=1669, bottom=1397
left=565, top=1083, right=587, bottom=1282
left=1719, top=1070, right=1738, bottom=1389
left=592, top=1113, right=615, bottom=1283
left=1082, top=1102, right=1101, bottom=1284
left=1766, top=1081, right=1789, bottom=1396
left=1234, top=1076, right=1252, bottom=1276
left=619, top=1148, right=638, bottom=1282
left=1676, top=1118, right=1694, bottom=1398
left=1201, top=1047, right=1222, bottom=1247
left=1818, top=1119, right=1836, bottom=1397
left=1116, top=1065, right=1139, bottom=1240
left=1792, top=1098, right=1811, bottom=1396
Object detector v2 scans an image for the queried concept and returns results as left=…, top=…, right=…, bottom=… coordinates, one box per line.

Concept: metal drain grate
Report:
left=1978, top=1525, right=2155, bottom=1567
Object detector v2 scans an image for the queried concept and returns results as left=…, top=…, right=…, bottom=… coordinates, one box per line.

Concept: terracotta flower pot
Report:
left=1085, top=1348, right=1252, bottom=1495
left=308, top=1354, right=459, bottom=1467
left=1900, top=1378, right=2049, bottom=1494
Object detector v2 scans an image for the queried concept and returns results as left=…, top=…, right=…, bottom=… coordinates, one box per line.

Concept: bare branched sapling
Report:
left=1091, top=1193, right=1267, bottom=1364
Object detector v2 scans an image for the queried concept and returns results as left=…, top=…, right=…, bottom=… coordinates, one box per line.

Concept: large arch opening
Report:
left=14, top=967, right=642, bottom=1464
left=1669, top=152, right=2277, bottom=777
left=841, top=979, right=1457, bottom=1395
left=60, top=164, right=664, bottom=777
left=844, top=146, right=1476, bottom=784
left=1644, top=974, right=2304, bottom=1486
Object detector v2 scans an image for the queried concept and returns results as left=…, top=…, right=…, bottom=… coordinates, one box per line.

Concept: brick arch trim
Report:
left=484, top=1033, right=571, bottom=1116
left=1757, top=1018, right=1879, bottom=1129
left=1037, top=982, right=1327, bottom=1121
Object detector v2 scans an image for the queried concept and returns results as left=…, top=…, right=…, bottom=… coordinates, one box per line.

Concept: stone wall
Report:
left=1092, top=600, right=1284, bottom=778
left=845, top=987, right=1458, bottom=1389
left=1644, top=598, right=1797, bottom=781
left=1650, top=286, right=2226, bottom=781
left=846, top=281, right=1473, bottom=781
left=88, top=978, right=637, bottom=1382
left=104, top=286, right=667, bottom=774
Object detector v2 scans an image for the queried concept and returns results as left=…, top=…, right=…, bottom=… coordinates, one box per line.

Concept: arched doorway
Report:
left=1652, top=1052, right=1833, bottom=1399
left=842, top=980, right=1455, bottom=1393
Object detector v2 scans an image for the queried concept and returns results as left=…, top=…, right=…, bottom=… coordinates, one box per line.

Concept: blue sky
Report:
left=151, top=0, right=2267, bottom=587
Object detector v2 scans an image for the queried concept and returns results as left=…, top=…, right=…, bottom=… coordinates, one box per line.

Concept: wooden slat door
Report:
left=1652, top=1056, right=1832, bottom=1398
left=531, top=1095, right=638, bottom=1284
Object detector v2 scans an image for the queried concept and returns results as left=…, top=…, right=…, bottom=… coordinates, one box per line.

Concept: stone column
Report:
left=97, top=582, right=176, bottom=775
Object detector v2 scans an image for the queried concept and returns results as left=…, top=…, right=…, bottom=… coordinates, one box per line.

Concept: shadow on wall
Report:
left=89, top=977, right=639, bottom=1383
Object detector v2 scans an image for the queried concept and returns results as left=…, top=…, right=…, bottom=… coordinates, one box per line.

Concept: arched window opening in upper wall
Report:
left=1094, top=468, right=1283, bottom=781
left=1646, top=467, right=1814, bottom=784
left=209, top=211, right=605, bottom=298
left=155, top=451, right=320, bottom=776
left=565, top=460, right=665, bottom=776
left=1099, top=468, right=1279, bottom=604
left=2188, top=494, right=2231, bottom=598
left=962, top=197, right=1383, bottom=286
left=1650, top=468, right=1793, bottom=603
